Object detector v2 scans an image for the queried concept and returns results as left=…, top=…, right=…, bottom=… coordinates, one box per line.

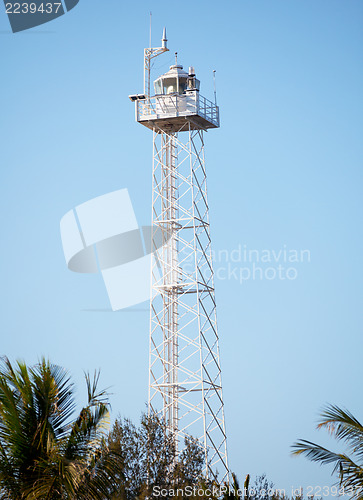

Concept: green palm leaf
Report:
left=292, top=404, right=363, bottom=500
left=0, top=357, right=122, bottom=499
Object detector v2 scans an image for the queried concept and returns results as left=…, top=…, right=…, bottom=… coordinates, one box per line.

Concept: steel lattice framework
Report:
left=129, top=31, right=229, bottom=484
left=148, top=122, right=229, bottom=483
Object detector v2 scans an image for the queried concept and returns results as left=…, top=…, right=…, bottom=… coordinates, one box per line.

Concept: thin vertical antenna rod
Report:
left=213, top=70, right=217, bottom=106
left=149, top=12, right=152, bottom=49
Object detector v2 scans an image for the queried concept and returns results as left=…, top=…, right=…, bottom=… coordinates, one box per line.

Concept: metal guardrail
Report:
left=136, top=93, right=219, bottom=127
left=197, top=94, right=219, bottom=126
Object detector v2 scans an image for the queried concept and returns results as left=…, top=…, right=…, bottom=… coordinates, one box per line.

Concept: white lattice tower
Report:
left=130, top=31, right=229, bottom=484
left=148, top=124, right=228, bottom=483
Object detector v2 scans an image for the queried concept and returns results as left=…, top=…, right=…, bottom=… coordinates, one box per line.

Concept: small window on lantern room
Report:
left=154, top=80, right=163, bottom=95
left=179, top=80, right=187, bottom=94
left=164, top=78, right=177, bottom=94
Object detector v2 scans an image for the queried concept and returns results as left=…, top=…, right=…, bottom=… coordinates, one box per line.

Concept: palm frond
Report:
left=85, top=370, right=110, bottom=407
left=292, top=407, right=363, bottom=500
left=317, top=405, right=363, bottom=459
left=0, top=358, right=121, bottom=499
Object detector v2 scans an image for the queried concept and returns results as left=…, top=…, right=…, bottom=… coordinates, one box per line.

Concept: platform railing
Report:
left=136, top=92, right=219, bottom=127
left=197, top=94, right=219, bottom=126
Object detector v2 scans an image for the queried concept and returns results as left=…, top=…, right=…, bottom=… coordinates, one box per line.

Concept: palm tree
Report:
left=0, top=357, right=121, bottom=499
left=292, top=404, right=363, bottom=500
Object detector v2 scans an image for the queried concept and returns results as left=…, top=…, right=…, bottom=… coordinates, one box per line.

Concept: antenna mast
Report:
left=144, top=27, right=169, bottom=100
left=213, top=70, right=217, bottom=106
left=149, top=12, right=152, bottom=50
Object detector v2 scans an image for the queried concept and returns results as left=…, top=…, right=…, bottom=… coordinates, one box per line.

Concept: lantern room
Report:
left=154, top=62, right=200, bottom=96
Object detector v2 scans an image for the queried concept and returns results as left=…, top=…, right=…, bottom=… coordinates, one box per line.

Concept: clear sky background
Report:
left=1, top=0, right=362, bottom=496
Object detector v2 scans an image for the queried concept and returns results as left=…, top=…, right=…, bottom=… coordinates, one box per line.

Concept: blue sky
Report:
left=1, top=0, right=362, bottom=496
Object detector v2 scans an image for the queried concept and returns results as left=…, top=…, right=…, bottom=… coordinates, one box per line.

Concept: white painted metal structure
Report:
left=131, top=31, right=229, bottom=484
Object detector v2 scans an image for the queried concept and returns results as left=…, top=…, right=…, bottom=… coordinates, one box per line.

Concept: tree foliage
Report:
left=0, top=355, right=323, bottom=500
left=0, top=357, right=121, bottom=499
left=108, top=413, right=206, bottom=499
left=222, top=472, right=305, bottom=500
left=292, top=404, right=363, bottom=500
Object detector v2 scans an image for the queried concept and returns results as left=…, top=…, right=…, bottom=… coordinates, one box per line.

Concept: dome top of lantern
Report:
left=154, top=55, right=200, bottom=96
left=164, top=64, right=189, bottom=78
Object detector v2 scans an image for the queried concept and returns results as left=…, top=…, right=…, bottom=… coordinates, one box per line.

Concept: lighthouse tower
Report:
left=129, top=30, right=229, bottom=483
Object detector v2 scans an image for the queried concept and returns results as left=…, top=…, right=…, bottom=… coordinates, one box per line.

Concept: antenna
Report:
left=149, top=12, right=152, bottom=48
left=162, top=27, right=167, bottom=49
left=143, top=27, right=169, bottom=99
left=213, top=70, right=217, bottom=106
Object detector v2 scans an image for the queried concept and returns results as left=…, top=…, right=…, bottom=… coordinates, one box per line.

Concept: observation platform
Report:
left=134, top=92, right=220, bottom=132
